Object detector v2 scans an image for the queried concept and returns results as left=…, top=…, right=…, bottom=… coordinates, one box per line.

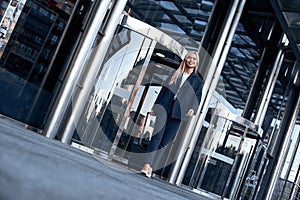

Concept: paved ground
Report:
left=0, top=117, right=214, bottom=200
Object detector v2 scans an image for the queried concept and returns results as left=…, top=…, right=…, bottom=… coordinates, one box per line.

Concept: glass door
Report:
left=74, top=26, right=155, bottom=154
left=73, top=23, right=184, bottom=167
left=199, top=132, right=242, bottom=196
left=109, top=51, right=178, bottom=162
left=185, top=103, right=260, bottom=199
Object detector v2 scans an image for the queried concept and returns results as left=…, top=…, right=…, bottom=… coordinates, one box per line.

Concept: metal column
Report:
left=254, top=44, right=284, bottom=127
left=263, top=64, right=300, bottom=200
left=60, top=0, right=128, bottom=144
left=170, top=0, right=247, bottom=185
left=237, top=41, right=285, bottom=199
left=280, top=126, right=300, bottom=199
left=238, top=20, right=283, bottom=200
left=290, top=162, right=300, bottom=199
left=242, top=20, right=283, bottom=120
left=45, top=0, right=112, bottom=139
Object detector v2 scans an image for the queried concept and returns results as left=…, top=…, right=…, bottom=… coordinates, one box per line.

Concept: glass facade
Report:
left=1, top=0, right=300, bottom=200
left=0, top=0, right=76, bottom=129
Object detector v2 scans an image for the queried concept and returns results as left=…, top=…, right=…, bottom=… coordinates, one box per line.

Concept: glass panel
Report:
left=113, top=63, right=174, bottom=158
left=225, top=137, right=256, bottom=199
left=182, top=100, right=232, bottom=188
left=0, top=0, right=26, bottom=57
left=241, top=141, right=265, bottom=199
left=126, top=0, right=215, bottom=50
left=75, top=26, right=154, bottom=153
left=182, top=100, right=258, bottom=198
left=74, top=25, right=183, bottom=167
left=0, top=0, right=77, bottom=128
left=279, top=122, right=300, bottom=183
left=199, top=134, right=241, bottom=196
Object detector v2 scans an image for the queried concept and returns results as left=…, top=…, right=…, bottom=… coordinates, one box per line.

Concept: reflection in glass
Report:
left=74, top=25, right=183, bottom=167
left=183, top=101, right=258, bottom=199
left=0, top=0, right=75, bottom=128
left=126, top=0, right=215, bottom=50
left=75, top=26, right=151, bottom=152
left=0, top=0, right=26, bottom=57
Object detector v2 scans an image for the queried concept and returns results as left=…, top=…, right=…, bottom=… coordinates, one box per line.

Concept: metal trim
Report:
left=120, top=14, right=188, bottom=59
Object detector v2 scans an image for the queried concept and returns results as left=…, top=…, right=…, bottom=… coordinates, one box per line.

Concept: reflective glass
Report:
left=74, top=26, right=182, bottom=163
left=126, top=0, right=215, bottom=50
left=181, top=99, right=258, bottom=198
left=0, top=0, right=77, bottom=128
left=75, top=27, right=153, bottom=152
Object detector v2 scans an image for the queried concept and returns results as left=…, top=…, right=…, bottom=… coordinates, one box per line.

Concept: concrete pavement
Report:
left=0, top=117, right=214, bottom=200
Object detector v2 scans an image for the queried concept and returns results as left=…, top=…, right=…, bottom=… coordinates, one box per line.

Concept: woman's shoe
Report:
left=140, top=166, right=152, bottom=178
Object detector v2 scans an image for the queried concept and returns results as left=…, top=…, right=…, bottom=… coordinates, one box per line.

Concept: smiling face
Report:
left=184, top=52, right=199, bottom=70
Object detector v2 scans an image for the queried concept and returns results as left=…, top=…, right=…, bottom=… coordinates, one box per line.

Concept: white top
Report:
left=174, top=72, right=191, bottom=99
left=180, top=72, right=191, bottom=88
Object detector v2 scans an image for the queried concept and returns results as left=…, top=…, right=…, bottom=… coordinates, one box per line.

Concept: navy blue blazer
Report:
left=153, top=72, right=202, bottom=121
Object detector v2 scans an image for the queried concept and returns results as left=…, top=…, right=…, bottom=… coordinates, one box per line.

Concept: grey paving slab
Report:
left=0, top=118, right=213, bottom=200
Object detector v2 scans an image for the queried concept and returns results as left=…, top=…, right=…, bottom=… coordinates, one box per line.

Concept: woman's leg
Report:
left=141, top=102, right=174, bottom=177
left=152, top=118, right=181, bottom=170
left=144, top=116, right=168, bottom=164
left=141, top=112, right=168, bottom=177
left=159, top=118, right=181, bottom=148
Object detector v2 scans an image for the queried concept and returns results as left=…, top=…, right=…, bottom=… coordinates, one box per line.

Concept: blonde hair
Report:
left=168, top=51, right=199, bottom=86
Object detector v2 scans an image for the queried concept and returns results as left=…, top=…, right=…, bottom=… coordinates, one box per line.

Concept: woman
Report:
left=141, top=51, right=202, bottom=178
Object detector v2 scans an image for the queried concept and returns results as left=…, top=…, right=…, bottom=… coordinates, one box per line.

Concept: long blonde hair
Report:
left=168, top=51, right=199, bottom=86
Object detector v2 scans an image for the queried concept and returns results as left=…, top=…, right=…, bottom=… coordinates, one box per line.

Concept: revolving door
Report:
left=185, top=107, right=262, bottom=199
left=72, top=16, right=188, bottom=166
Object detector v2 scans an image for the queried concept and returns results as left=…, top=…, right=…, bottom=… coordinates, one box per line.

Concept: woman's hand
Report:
left=186, top=109, right=194, bottom=117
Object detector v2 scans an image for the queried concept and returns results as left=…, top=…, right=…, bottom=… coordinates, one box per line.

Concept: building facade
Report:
left=0, top=0, right=299, bottom=199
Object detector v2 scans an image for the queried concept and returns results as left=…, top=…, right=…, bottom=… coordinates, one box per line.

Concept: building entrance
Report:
left=70, top=16, right=263, bottom=199
left=73, top=16, right=187, bottom=168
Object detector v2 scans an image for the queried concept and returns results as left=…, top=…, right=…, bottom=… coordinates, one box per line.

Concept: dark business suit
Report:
left=145, top=72, right=202, bottom=166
